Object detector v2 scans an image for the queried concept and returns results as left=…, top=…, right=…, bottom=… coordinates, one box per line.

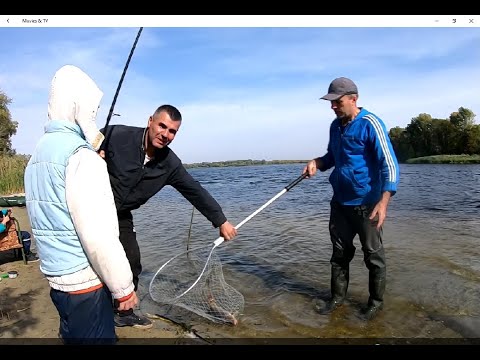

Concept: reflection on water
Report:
left=135, top=164, right=480, bottom=340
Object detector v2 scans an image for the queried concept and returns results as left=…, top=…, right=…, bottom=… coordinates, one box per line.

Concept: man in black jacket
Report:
left=100, top=104, right=238, bottom=329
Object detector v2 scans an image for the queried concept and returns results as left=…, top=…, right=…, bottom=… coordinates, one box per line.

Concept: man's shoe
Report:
left=25, top=253, right=40, bottom=263
left=314, top=298, right=344, bottom=315
left=114, top=312, right=153, bottom=329
left=357, top=303, right=384, bottom=321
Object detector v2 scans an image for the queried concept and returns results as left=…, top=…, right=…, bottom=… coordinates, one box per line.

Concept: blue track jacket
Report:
left=319, top=108, right=399, bottom=205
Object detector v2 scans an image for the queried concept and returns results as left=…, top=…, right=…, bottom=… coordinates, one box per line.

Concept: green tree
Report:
left=464, top=124, right=480, bottom=155
left=387, top=106, right=478, bottom=161
left=432, top=119, right=456, bottom=155
left=405, top=113, right=434, bottom=157
left=0, top=90, right=18, bottom=155
left=449, top=107, right=476, bottom=129
left=389, top=126, right=414, bottom=162
left=449, top=107, right=477, bottom=154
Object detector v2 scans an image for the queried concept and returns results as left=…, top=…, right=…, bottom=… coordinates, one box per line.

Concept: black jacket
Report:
left=101, top=125, right=227, bottom=228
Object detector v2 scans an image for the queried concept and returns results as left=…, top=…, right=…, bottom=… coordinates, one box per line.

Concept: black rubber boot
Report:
left=317, top=265, right=349, bottom=315
left=358, top=268, right=386, bottom=321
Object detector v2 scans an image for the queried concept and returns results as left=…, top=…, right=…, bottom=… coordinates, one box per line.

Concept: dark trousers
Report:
left=15, top=231, right=32, bottom=259
left=50, top=286, right=116, bottom=344
left=116, top=212, right=141, bottom=316
left=20, top=231, right=32, bottom=254
left=328, top=201, right=386, bottom=306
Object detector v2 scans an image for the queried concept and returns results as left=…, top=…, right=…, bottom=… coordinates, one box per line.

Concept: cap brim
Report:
left=320, top=93, right=343, bottom=101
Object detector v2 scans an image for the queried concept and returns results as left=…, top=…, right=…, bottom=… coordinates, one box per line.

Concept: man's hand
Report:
left=1, top=214, right=10, bottom=225
left=98, top=150, right=106, bottom=159
left=219, top=221, right=238, bottom=241
left=303, top=158, right=320, bottom=178
left=369, top=192, right=391, bottom=229
left=117, top=291, right=139, bottom=311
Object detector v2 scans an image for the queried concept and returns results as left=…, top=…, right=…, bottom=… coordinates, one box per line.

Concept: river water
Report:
left=134, top=163, right=480, bottom=343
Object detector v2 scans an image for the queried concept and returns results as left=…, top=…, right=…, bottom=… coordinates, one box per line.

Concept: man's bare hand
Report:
left=369, top=192, right=391, bottom=229
left=117, top=291, right=139, bottom=311
left=303, top=159, right=319, bottom=178
left=98, top=150, right=106, bottom=159
left=1, top=214, right=10, bottom=225
left=219, top=221, right=238, bottom=241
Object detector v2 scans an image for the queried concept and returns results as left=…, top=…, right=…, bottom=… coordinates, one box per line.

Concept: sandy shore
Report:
left=0, top=206, right=197, bottom=344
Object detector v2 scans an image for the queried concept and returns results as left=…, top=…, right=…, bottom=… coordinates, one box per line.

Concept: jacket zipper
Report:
left=119, top=132, right=147, bottom=211
left=337, top=120, right=354, bottom=203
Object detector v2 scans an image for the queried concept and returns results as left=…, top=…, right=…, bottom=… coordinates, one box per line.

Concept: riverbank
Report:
left=405, top=154, right=480, bottom=164
left=0, top=206, right=196, bottom=344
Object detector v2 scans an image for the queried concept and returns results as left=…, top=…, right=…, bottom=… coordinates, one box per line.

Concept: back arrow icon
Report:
left=7, top=19, right=9, bottom=23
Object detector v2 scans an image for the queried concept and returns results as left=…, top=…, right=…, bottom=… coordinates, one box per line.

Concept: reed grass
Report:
left=0, top=154, right=28, bottom=195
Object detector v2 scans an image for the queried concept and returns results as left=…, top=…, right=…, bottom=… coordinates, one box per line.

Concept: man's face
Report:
left=147, top=111, right=181, bottom=149
left=329, top=95, right=357, bottom=119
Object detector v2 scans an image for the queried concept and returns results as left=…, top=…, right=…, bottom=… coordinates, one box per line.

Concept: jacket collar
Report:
left=45, top=120, right=84, bottom=138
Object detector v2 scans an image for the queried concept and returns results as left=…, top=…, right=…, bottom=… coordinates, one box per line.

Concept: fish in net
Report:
left=149, top=243, right=243, bottom=325
left=149, top=173, right=307, bottom=326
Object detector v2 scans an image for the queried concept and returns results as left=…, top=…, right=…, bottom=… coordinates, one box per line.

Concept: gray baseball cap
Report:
left=320, top=77, right=358, bottom=101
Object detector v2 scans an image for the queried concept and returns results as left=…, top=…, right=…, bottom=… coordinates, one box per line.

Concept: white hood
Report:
left=47, top=65, right=105, bottom=151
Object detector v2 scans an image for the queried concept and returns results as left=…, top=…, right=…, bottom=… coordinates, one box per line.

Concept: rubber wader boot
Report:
left=359, top=269, right=386, bottom=321
left=317, top=265, right=349, bottom=315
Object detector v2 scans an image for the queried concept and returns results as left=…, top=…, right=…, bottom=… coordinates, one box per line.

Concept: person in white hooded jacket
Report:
left=24, top=65, right=138, bottom=344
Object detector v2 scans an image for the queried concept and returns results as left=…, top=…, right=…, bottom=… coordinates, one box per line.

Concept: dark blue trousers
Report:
left=20, top=231, right=32, bottom=253
left=50, top=286, right=116, bottom=345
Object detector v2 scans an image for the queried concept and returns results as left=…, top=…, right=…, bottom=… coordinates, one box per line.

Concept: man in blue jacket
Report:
left=303, top=77, right=400, bottom=321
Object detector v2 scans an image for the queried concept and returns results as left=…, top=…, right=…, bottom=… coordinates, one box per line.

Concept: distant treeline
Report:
left=405, top=154, right=480, bottom=164
left=389, top=107, right=479, bottom=163
left=184, top=159, right=307, bottom=168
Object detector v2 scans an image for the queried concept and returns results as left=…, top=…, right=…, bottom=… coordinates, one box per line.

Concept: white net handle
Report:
left=214, top=172, right=308, bottom=247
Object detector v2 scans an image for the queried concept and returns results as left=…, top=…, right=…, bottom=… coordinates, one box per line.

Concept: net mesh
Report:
left=149, top=244, right=244, bottom=325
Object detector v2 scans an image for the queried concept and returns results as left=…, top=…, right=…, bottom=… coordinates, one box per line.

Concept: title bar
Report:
left=0, top=15, right=478, bottom=27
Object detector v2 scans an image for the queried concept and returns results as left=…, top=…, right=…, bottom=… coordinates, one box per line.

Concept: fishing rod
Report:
left=102, top=27, right=143, bottom=134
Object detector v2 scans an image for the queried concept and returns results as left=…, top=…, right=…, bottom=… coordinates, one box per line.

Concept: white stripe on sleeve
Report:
left=364, top=114, right=397, bottom=183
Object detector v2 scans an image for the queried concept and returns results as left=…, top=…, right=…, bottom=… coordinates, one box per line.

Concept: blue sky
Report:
left=1, top=27, right=479, bottom=163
